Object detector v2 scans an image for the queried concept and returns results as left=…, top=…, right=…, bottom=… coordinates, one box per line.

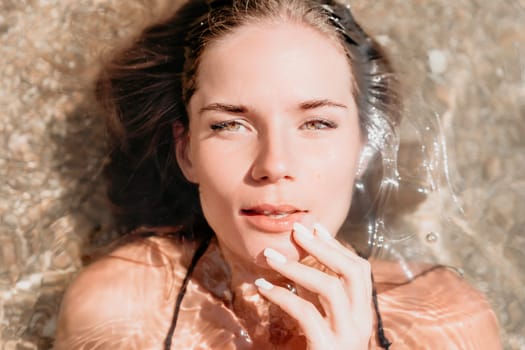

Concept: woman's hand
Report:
left=255, top=222, right=373, bottom=350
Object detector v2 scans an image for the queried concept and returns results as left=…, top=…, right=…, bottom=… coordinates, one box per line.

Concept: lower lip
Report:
left=241, top=211, right=307, bottom=233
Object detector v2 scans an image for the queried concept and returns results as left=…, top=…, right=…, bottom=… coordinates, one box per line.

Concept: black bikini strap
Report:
left=372, top=272, right=392, bottom=349
left=163, top=236, right=212, bottom=350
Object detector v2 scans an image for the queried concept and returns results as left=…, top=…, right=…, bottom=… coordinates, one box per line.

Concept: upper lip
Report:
left=240, top=204, right=306, bottom=215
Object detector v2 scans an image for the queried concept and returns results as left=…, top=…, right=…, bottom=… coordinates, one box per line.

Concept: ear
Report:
left=173, top=122, right=198, bottom=184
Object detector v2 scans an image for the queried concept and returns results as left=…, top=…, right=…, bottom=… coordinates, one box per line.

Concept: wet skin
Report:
left=54, top=234, right=501, bottom=349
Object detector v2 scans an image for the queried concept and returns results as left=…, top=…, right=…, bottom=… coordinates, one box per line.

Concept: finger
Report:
left=293, top=223, right=373, bottom=324
left=313, top=223, right=373, bottom=299
left=311, top=223, right=371, bottom=296
left=313, top=223, right=364, bottom=261
left=254, top=278, right=331, bottom=347
left=263, top=248, right=351, bottom=327
left=293, top=222, right=369, bottom=279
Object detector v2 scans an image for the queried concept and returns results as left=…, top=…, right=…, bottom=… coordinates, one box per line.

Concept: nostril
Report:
left=250, top=145, right=294, bottom=182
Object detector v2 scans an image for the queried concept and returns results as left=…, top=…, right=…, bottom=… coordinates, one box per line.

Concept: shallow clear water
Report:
left=50, top=235, right=503, bottom=349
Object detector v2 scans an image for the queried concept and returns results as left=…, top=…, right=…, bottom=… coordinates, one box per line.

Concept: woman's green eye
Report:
left=301, top=119, right=337, bottom=130
left=211, top=121, right=246, bottom=132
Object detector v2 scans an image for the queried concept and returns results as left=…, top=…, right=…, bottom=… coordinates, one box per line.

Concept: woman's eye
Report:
left=210, top=120, right=248, bottom=132
left=301, top=119, right=337, bottom=130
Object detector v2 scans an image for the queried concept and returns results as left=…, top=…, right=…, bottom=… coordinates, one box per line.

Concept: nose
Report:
left=250, top=131, right=295, bottom=183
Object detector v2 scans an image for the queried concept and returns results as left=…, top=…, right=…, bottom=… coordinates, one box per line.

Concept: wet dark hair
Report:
left=96, top=0, right=401, bottom=237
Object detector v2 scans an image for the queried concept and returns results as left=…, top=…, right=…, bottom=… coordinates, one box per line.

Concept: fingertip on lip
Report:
left=293, top=222, right=314, bottom=240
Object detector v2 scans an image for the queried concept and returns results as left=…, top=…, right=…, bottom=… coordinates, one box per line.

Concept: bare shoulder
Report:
left=370, top=260, right=502, bottom=349
left=54, top=234, right=197, bottom=349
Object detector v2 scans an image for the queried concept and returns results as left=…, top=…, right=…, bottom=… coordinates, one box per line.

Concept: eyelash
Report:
left=209, top=118, right=338, bottom=132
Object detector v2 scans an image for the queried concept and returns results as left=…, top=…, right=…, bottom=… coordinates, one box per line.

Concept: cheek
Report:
left=322, top=157, right=356, bottom=204
left=313, top=138, right=360, bottom=225
left=316, top=136, right=360, bottom=180
left=191, top=141, right=248, bottom=209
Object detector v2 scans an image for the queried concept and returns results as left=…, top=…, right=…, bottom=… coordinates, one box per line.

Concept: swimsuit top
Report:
left=161, top=236, right=392, bottom=350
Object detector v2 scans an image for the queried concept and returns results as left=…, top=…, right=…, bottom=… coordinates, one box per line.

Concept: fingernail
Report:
left=293, top=222, right=313, bottom=240
left=264, top=248, right=287, bottom=264
left=313, top=223, right=332, bottom=240
left=255, top=278, right=274, bottom=290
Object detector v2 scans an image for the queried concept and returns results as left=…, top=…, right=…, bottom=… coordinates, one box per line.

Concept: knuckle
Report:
left=288, top=293, right=312, bottom=311
left=341, top=263, right=361, bottom=277
left=360, top=259, right=372, bottom=274
left=304, top=301, right=319, bottom=315
left=350, top=257, right=371, bottom=274
left=289, top=297, right=318, bottom=318
left=324, top=277, right=344, bottom=296
left=340, top=262, right=371, bottom=285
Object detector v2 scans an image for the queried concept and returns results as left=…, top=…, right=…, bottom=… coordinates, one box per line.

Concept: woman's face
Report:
left=177, top=21, right=362, bottom=266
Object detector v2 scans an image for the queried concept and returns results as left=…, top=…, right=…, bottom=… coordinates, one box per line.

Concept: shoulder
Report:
left=371, top=260, right=502, bottom=349
left=54, top=234, right=198, bottom=349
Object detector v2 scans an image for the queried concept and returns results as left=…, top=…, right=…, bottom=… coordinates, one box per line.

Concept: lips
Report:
left=240, top=204, right=307, bottom=233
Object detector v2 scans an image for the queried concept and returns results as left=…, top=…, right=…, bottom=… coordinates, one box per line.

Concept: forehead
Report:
left=190, top=21, right=355, bottom=111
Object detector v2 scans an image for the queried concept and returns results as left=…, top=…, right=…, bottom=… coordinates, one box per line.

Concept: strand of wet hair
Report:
left=375, top=264, right=463, bottom=288
left=372, top=272, right=392, bottom=349
left=163, top=235, right=212, bottom=350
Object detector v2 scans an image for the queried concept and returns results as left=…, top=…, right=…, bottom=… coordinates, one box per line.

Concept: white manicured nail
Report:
left=313, top=223, right=332, bottom=240
left=293, top=222, right=313, bottom=240
left=255, top=278, right=274, bottom=290
left=264, top=248, right=287, bottom=264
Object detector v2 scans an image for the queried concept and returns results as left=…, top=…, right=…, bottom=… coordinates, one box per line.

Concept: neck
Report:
left=218, top=239, right=283, bottom=310
left=211, top=239, right=304, bottom=346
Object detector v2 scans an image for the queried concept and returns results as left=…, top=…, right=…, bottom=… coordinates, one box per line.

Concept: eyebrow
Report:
left=199, top=99, right=348, bottom=116
left=299, top=99, right=348, bottom=110
left=200, top=103, right=247, bottom=115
